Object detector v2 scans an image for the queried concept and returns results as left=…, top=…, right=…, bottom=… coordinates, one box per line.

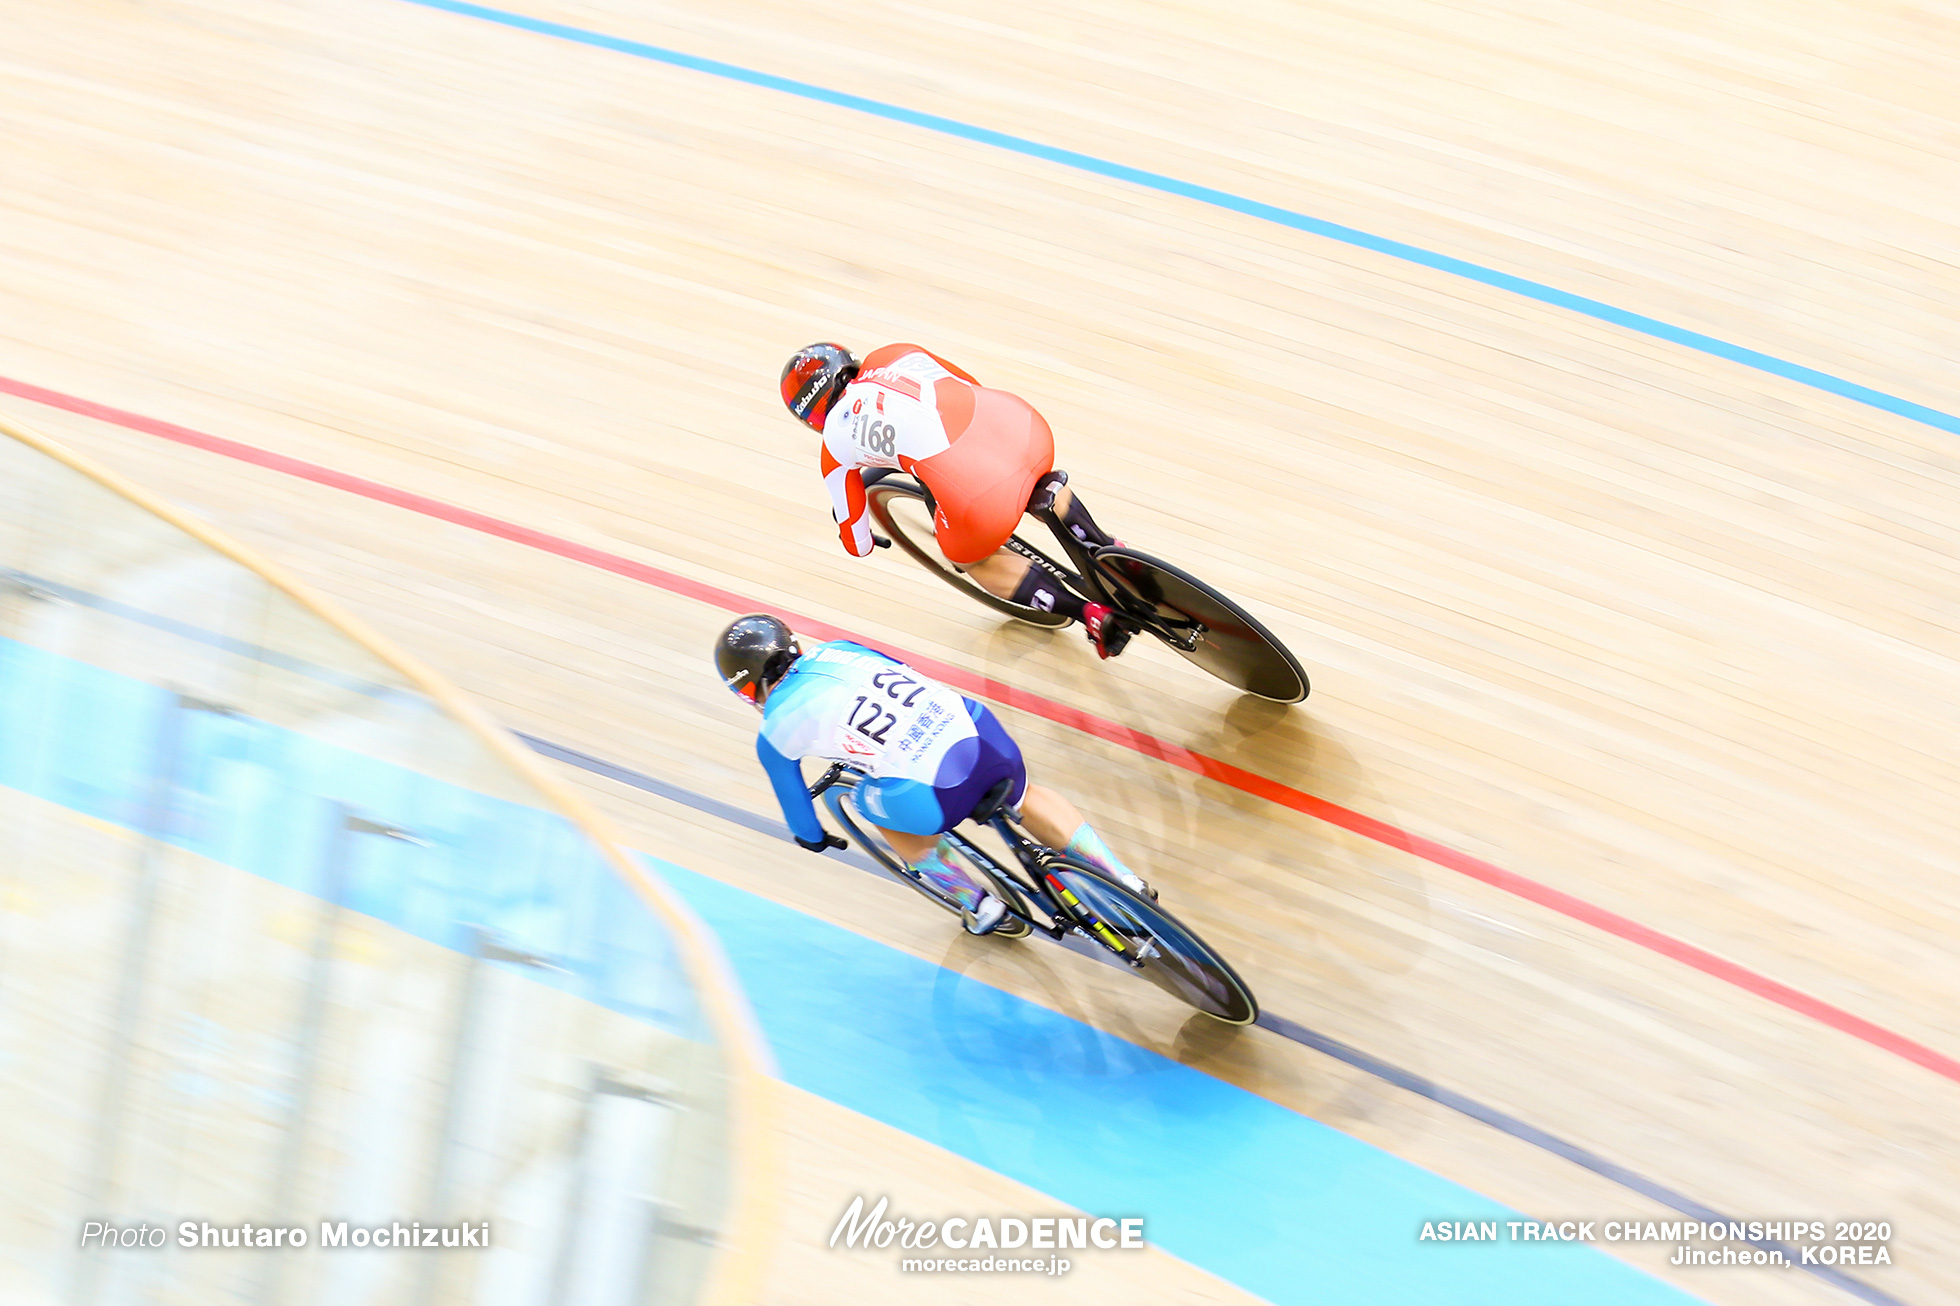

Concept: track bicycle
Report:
left=809, top=763, right=1259, bottom=1025
left=864, top=470, right=1309, bottom=703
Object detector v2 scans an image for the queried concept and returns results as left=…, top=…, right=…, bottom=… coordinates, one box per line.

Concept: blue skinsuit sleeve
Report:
left=757, top=733, right=825, bottom=845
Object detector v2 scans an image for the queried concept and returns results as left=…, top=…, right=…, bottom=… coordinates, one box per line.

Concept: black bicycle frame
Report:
left=883, top=468, right=1208, bottom=654
left=1030, top=502, right=1210, bottom=653
left=807, top=763, right=1140, bottom=960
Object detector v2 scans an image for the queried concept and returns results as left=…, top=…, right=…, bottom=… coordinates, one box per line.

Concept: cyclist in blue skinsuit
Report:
left=715, top=614, right=1152, bottom=935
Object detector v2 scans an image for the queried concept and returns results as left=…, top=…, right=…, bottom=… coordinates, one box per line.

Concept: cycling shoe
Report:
left=1083, top=603, right=1132, bottom=660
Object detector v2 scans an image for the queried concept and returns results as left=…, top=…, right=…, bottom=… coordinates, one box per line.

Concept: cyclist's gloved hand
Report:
left=795, top=831, right=849, bottom=853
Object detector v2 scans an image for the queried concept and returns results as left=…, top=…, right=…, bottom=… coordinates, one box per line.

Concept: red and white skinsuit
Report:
left=820, top=345, right=1055, bottom=566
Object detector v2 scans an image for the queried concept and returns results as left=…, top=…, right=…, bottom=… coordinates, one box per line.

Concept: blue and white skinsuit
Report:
left=756, top=641, right=1026, bottom=844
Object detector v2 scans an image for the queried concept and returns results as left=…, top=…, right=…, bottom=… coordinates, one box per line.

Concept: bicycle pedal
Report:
left=962, top=899, right=1009, bottom=936
left=975, top=909, right=1031, bottom=940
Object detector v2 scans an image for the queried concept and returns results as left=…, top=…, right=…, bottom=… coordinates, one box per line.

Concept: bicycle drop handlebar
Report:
left=807, top=762, right=850, bottom=799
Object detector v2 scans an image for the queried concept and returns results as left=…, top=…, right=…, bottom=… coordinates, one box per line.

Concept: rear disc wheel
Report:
left=1091, top=547, right=1308, bottom=702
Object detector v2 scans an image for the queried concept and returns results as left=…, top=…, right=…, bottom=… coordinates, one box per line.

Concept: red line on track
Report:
left=9, top=371, right=1957, bottom=1086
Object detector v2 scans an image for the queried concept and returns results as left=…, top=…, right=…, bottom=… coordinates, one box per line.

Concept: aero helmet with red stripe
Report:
left=780, top=342, right=858, bottom=430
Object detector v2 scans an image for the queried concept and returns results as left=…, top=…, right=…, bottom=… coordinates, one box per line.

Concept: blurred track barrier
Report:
left=0, top=415, right=773, bottom=1306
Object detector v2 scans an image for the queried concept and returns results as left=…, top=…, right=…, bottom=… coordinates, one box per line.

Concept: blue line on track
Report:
left=399, top=0, right=1960, bottom=439
left=530, top=733, right=1902, bottom=1306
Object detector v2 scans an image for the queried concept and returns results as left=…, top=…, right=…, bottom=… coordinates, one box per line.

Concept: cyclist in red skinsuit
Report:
left=780, top=342, right=1123, bottom=655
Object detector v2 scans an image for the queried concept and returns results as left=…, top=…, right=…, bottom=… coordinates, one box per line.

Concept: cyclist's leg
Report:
left=961, top=547, right=1035, bottom=600
left=1015, top=479, right=1124, bottom=654
left=854, top=772, right=998, bottom=918
left=957, top=701, right=1149, bottom=892
left=875, top=824, right=940, bottom=866
left=962, top=546, right=1094, bottom=627
left=1017, top=785, right=1155, bottom=899
left=914, top=398, right=1120, bottom=646
left=1013, top=783, right=1083, bottom=850
left=852, top=776, right=946, bottom=852
left=1029, top=482, right=1116, bottom=553
left=1048, top=484, right=1116, bottom=548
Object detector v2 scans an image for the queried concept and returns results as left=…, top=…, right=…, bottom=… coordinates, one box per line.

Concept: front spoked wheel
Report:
left=1044, top=856, right=1258, bottom=1024
left=865, top=475, right=1074, bottom=628
left=1092, top=547, right=1309, bottom=703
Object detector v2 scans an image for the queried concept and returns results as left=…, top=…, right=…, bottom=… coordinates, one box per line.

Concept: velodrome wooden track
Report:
left=4, top=1, right=1957, bottom=1302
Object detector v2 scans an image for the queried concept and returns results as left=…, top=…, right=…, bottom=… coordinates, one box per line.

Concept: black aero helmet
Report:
left=716, top=613, right=801, bottom=705
left=780, top=342, right=858, bottom=430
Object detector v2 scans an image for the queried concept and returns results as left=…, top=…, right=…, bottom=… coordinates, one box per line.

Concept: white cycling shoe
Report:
left=963, top=893, right=1008, bottom=936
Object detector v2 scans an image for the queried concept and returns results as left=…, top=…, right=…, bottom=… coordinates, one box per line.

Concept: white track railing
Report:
left=0, top=416, right=774, bottom=1306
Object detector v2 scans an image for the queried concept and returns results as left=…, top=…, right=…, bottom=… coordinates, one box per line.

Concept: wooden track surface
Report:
left=4, top=1, right=1956, bottom=1301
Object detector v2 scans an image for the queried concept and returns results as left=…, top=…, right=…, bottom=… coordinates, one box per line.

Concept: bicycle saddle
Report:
left=1026, top=469, right=1069, bottom=514
left=968, top=778, right=1018, bottom=824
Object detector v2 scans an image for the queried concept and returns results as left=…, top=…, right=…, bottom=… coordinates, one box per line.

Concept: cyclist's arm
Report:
left=820, top=445, right=875, bottom=557
left=757, top=733, right=827, bottom=845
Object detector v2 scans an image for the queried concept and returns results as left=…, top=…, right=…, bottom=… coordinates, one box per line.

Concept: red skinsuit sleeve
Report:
left=822, top=446, right=874, bottom=557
